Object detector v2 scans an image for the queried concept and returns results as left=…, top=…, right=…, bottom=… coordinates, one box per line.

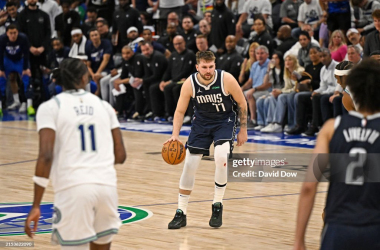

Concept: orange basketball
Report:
left=162, top=140, right=186, bottom=165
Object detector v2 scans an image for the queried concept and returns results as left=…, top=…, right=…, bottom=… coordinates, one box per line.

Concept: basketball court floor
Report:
left=0, top=111, right=327, bottom=250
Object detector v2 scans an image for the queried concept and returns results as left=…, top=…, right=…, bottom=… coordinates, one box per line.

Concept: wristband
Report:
left=33, top=176, right=49, bottom=188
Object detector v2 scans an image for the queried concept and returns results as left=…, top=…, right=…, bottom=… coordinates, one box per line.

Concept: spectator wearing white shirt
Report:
left=294, top=0, right=323, bottom=38
left=285, top=24, right=319, bottom=58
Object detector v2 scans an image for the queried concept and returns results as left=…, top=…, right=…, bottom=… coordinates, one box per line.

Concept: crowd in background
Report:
left=0, top=0, right=380, bottom=136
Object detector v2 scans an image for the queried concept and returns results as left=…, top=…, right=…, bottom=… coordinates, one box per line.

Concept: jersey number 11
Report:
left=78, top=124, right=96, bottom=152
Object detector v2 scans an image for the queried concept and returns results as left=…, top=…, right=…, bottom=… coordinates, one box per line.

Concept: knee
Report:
left=214, top=142, right=230, bottom=166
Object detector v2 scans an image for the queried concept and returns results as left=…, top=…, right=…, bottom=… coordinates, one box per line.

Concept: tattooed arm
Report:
left=224, top=72, right=248, bottom=146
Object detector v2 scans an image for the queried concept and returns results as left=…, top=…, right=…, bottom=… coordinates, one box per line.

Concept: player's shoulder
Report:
left=36, top=96, right=60, bottom=116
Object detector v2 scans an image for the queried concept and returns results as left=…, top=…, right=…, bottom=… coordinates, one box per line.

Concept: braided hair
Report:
left=52, top=58, right=88, bottom=91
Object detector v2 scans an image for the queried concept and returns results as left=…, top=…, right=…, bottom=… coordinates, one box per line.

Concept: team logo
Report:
left=0, top=203, right=152, bottom=236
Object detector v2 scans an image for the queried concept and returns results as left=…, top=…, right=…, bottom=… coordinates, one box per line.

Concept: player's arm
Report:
left=294, top=118, right=335, bottom=250
left=224, top=72, right=248, bottom=146
left=165, top=77, right=192, bottom=144
left=25, top=128, right=55, bottom=238
left=342, top=91, right=355, bottom=111
left=96, top=53, right=110, bottom=75
left=112, top=128, right=126, bottom=164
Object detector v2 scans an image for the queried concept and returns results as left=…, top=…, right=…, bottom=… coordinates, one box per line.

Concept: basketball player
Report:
left=166, top=51, right=248, bottom=229
left=24, top=58, right=126, bottom=250
left=334, top=61, right=356, bottom=111
left=294, top=58, right=380, bottom=250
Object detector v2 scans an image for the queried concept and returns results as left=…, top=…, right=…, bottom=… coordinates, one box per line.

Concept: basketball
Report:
left=162, top=140, right=186, bottom=165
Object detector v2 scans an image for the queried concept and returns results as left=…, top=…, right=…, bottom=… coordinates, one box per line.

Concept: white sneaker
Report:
left=183, top=116, right=191, bottom=124
left=254, top=125, right=264, bottom=130
left=7, top=101, right=20, bottom=110
left=284, top=125, right=290, bottom=131
left=268, top=123, right=283, bottom=133
left=19, top=103, right=27, bottom=113
left=261, top=123, right=274, bottom=132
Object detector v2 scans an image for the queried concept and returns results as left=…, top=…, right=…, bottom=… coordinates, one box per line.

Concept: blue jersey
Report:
left=190, top=69, right=238, bottom=120
left=0, top=33, right=30, bottom=71
left=326, top=112, right=380, bottom=226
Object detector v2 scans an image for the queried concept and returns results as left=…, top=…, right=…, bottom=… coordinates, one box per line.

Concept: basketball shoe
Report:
left=168, top=209, right=187, bottom=229
left=209, top=202, right=223, bottom=228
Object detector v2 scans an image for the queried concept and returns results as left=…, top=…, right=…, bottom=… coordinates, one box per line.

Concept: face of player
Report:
left=196, top=60, right=215, bottom=81
left=52, top=40, right=63, bottom=51
left=141, top=44, right=153, bottom=58
left=7, top=6, right=17, bottom=18
left=299, top=35, right=310, bottom=48
left=199, top=21, right=210, bottom=35
left=122, top=48, right=134, bottom=61
left=182, top=18, right=193, bottom=32
left=6, top=28, right=18, bottom=42
left=374, top=17, right=380, bottom=31
left=72, top=33, right=82, bottom=44
left=142, top=30, right=152, bottom=41
left=254, top=19, right=265, bottom=34
left=196, top=38, right=208, bottom=52
left=89, top=30, right=100, bottom=44
left=347, top=48, right=361, bottom=64
left=335, top=75, right=347, bottom=88
left=255, top=49, right=268, bottom=65
left=348, top=32, right=360, bottom=45
left=309, top=48, right=320, bottom=63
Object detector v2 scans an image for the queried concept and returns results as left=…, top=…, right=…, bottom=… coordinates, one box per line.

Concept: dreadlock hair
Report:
left=52, top=58, right=88, bottom=91
left=345, top=59, right=380, bottom=113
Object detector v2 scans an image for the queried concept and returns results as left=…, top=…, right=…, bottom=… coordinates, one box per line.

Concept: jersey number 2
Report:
left=78, top=124, right=96, bottom=152
left=345, top=148, right=366, bottom=185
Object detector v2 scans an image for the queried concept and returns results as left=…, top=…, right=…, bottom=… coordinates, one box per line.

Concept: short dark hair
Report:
left=5, top=1, right=17, bottom=8
left=254, top=15, right=266, bottom=26
left=140, top=41, right=153, bottom=47
left=299, top=31, right=311, bottom=41
left=52, top=58, right=88, bottom=90
left=87, top=6, right=97, bottom=14
left=372, top=9, right=380, bottom=19
left=51, top=37, right=63, bottom=44
left=88, top=27, right=98, bottom=34
left=96, top=18, right=108, bottom=26
left=196, top=51, right=215, bottom=64
left=346, top=59, right=380, bottom=113
left=6, top=24, right=18, bottom=32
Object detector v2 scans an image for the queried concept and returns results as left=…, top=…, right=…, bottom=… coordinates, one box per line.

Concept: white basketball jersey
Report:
left=36, top=89, right=120, bottom=193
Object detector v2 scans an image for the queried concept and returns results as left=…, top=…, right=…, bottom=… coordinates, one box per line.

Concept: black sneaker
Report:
left=302, top=126, right=319, bottom=137
left=284, top=126, right=305, bottom=135
left=168, top=209, right=187, bottom=229
left=209, top=202, right=223, bottom=228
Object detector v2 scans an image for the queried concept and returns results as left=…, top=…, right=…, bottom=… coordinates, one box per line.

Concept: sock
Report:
left=251, top=119, right=257, bottom=124
left=13, top=93, right=20, bottom=103
left=213, top=183, right=226, bottom=204
left=178, top=193, right=190, bottom=214
left=27, top=99, right=33, bottom=108
left=0, top=100, right=2, bottom=109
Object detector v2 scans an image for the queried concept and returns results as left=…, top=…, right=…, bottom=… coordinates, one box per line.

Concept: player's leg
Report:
left=168, top=121, right=212, bottom=229
left=90, top=242, right=111, bottom=250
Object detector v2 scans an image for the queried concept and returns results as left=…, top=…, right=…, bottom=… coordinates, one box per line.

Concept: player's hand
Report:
left=22, top=69, right=31, bottom=77
left=24, top=206, right=40, bottom=238
left=236, top=130, right=247, bottom=146
left=164, top=135, right=182, bottom=145
left=293, top=242, right=306, bottom=250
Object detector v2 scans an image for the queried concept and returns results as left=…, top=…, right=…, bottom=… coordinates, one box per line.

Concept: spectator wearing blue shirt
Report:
left=0, top=24, right=32, bottom=115
left=241, top=45, right=272, bottom=125
left=85, top=28, right=113, bottom=96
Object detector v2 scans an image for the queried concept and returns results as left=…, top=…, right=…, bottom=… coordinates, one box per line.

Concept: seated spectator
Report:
left=69, top=28, right=87, bottom=58
left=351, top=0, right=380, bottom=35
left=276, top=25, right=298, bottom=55
left=260, top=54, right=304, bottom=133
left=329, top=30, right=347, bottom=62
left=81, top=7, right=97, bottom=38
left=198, top=19, right=212, bottom=47
left=181, top=15, right=199, bottom=53
left=318, top=11, right=329, bottom=48
left=136, top=28, right=169, bottom=57
left=0, top=1, right=20, bottom=36
left=285, top=24, right=319, bottom=58
left=280, top=0, right=302, bottom=30
left=296, top=0, right=323, bottom=37
left=255, top=51, right=285, bottom=130
left=96, top=18, right=112, bottom=41
left=157, top=22, right=178, bottom=52
left=346, top=45, right=362, bottom=64
left=364, top=9, right=380, bottom=57
left=85, top=28, right=114, bottom=96
left=151, top=35, right=196, bottom=122
left=195, top=34, right=211, bottom=52
left=297, top=31, right=314, bottom=68
left=346, top=28, right=363, bottom=54
left=241, top=45, right=272, bottom=126
left=239, top=42, right=259, bottom=85
left=55, top=0, right=81, bottom=47
left=249, top=16, right=274, bottom=56
left=216, top=35, right=244, bottom=81
left=113, top=45, right=144, bottom=118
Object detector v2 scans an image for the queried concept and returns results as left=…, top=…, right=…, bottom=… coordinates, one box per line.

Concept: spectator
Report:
left=296, top=0, right=323, bottom=37
left=96, top=18, right=112, bottom=41
left=88, top=0, right=114, bottom=25
left=69, top=28, right=87, bottom=58
left=156, top=0, right=184, bottom=35
left=250, top=16, right=274, bottom=56
left=261, top=54, right=304, bottom=133
left=216, top=35, right=243, bottom=81
left=157, top=22, right=178, bottom=52
left=351, top=0, right=380, bottom=35
left=85, top=28, right=114, bottom=96
left=241, top=45, right=271, bottom=126
left=198, top=19, right=211, bottom=46
left=318, top=11, right=329, bottom=48
left=136, top=28, right=170, bottom=57
left=346, top=45, right=362, bottom=64
left=209, top=0, right=235, bottom=55
left=364, top=9, right=380, bottom=57
left=239, top=42, right=259, bottom=85
left=297, top=31, right=313, bottom=68
left=329, top=29, right=347, bottom=62
left=326, top=0, right=351, bottom=35
left=194, top=0, right=213, bottom=22
left=195, top=34, right=210, bottom=52
left=276, top=25, right=298, bottom=55
left=285, top=24, right=320, bottom=57
left=346, top=28, right=363, bottom=53
left=0, top=2, right=19, bottom=36
left=280, top=0, right=302, bottom=30
left=112, top=0, right=143, bottom=49
left=55, top=0, right=81, bottom=47
left=255, top=51, right=285, bottom=130
left=37, top=0, right=61, bottom=37
left=236, top=0, right=273, bottom=39
left=47, top=37, right=70, bottom=70
left=81, top=7, right=97, bottom=38
left=182, top=16, right=199, bottom=53
left=136, top=41, right=168, bottom=120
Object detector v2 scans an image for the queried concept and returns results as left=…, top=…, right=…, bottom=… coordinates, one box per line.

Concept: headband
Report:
left=334, top=69, right=350, bottom=76
left=71, top=29, right=82, bottom=36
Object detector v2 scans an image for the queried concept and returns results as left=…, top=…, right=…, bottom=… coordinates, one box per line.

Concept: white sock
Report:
left=27, top=99, right=32, bottom=108
left=213, top=184, right=226, bottom=204
left=213, top=142, right=229, bottom=204
left=178, top=193, right=190, bottom=214
left=251, top=119, right=257, bottom=124
left=0, top=100, right=2, bottom=109
left=13, top=94, right=20, bottom=103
